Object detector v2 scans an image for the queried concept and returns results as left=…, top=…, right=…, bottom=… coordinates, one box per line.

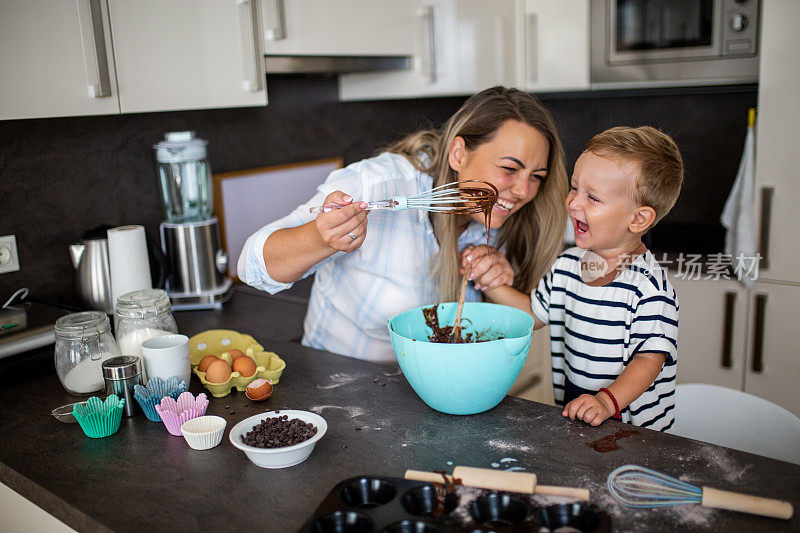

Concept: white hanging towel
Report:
left=720, top=108, right=758, bottom=287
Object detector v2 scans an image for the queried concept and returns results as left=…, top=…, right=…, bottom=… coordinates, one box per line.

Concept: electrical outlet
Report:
left=0, top=235, right=20, bottom=274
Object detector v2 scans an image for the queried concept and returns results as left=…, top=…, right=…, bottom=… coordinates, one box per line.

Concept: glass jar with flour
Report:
left=115, top=289, right=178, bottom=359
left=55, top=311, right=120, bottom=395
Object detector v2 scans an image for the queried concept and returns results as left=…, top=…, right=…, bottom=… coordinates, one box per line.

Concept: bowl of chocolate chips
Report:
left=229, top=410, right=327, bottom=469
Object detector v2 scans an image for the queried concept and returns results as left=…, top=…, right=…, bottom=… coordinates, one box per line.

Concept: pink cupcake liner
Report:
left=155, top=391, right=209, bottom=436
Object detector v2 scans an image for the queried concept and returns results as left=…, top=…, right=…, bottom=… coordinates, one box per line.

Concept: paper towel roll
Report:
left=108, top=225, right=152, bottom=307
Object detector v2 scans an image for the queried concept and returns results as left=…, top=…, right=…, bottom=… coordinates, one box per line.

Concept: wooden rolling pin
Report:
left=405, top=466, right=590, bottom=501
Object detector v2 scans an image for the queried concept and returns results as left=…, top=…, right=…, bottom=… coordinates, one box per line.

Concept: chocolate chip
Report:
left=240, top=415, right=317, bottom=448
left=229, top=411, right=235, bottom=415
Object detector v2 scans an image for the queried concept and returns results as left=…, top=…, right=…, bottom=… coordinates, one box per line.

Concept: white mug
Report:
left=140, top=334, right=191, bottom=385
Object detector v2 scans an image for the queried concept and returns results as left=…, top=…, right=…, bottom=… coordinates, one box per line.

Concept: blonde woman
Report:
left=238, top=86, right=568, bottom=362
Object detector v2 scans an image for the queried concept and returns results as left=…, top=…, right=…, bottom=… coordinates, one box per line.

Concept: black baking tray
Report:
left=298, top=475, right=612, bottom=532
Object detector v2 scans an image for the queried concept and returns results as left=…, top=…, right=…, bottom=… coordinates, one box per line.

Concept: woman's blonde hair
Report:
left=586, top=126, right=684, bottom=227
left=387, top=86, right=568, bottom=301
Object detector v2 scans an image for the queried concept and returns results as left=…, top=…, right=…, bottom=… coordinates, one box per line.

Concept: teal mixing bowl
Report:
left=388, top=302, right=534, bottom=415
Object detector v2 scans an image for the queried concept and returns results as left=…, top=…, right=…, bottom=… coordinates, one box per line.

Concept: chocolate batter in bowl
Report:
left=387, top=302, right=534, bottom=415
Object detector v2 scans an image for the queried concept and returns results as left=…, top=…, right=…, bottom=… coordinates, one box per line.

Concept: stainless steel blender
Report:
left=154, top=132, right=232, bottom=310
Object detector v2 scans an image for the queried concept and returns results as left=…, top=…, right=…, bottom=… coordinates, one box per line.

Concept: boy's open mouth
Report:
left=574, top=219, right=589, bottom=234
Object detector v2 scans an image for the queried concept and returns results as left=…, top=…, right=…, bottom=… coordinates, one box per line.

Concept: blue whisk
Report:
left=607, top=465, right=793, bottom=520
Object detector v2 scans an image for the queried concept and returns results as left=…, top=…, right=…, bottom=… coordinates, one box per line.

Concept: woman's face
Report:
left=448, top=120, right=550, bottom=229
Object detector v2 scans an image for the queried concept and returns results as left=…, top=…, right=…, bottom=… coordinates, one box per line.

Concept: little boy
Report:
left=478, top=126, right=682, bottom=431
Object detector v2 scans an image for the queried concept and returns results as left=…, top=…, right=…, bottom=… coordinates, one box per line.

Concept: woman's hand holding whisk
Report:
left=461, top=245, right=514, bottom=291
left=314, top=191, right=369, bottom=252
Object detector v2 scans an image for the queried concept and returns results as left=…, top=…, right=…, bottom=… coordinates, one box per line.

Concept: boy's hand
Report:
left=562, top=393, right=615, bottom=426
left=460, top=245, right=514, bottom=291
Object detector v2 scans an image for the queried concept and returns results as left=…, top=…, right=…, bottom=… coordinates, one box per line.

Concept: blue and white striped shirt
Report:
left=238, top=152, right=496, bottom=363
left=531, top=248, right=678, bottom=431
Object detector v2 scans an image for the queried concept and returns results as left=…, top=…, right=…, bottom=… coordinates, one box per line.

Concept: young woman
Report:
left=238, top=86, right=568, bottom=362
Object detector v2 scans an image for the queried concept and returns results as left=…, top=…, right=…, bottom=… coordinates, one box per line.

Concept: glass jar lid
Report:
left=54, top=311, right=111, bottom=339
left=115, top=289, right=172, bottom=319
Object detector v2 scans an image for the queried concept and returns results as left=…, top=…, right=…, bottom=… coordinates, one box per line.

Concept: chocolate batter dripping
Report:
left=587, top=429, right=640, bottom=453
left=431, top=471, right=462, bottom=518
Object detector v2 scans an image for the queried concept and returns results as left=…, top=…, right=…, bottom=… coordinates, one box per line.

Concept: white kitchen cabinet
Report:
left=753, top=0, right=800, bottom=284
left=669, top=276, right=800, bottom=416
left=743, top=283, right=800, bottom=415
left=516, top=0, right=590, bottom=92
left=107, top=0, right=267, bottom=113
left=0, top=0, right=120, bottom=120
left=1, top=0, right=266, bottom=120
left=668, top=275, right=749, bottom=391
left=260, top=0, right=416, bottom=56
left=338, top=0, right=518, bottom=100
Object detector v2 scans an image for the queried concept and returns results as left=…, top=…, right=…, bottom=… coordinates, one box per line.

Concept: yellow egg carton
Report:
left=188, top=329, right=286, bottom=398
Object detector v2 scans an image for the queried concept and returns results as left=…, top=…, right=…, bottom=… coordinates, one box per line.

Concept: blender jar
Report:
left=54, top=311, right=120, bottom=395
left=154, top=131, right=213, bottom=222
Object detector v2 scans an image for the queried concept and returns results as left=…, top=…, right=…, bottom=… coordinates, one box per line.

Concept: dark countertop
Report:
left=0, top=286, right=798, bottom=532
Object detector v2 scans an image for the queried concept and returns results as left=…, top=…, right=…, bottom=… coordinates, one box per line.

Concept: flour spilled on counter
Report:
left=699, top=445, right=750, bottom=482
left=487, top=439, right=533, bottom=453
left=309, top=405, right=366, bottom=418
left=316, top=373, right=356, bottom=390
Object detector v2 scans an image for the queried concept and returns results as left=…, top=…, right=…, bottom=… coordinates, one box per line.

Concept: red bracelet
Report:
left=599, top=387, right=622, bottom=420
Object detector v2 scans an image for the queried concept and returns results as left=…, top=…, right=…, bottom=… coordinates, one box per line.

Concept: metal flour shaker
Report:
left=102, top=356, right=143, bottom=417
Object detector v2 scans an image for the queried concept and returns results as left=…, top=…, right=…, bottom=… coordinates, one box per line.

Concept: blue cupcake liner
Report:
left=133, top=376, right=187, bottom=422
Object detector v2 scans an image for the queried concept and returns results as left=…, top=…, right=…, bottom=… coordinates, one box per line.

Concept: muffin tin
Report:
left=298, top=475, right=611, bottom=532
left=188, top=329, right=286, bottom=398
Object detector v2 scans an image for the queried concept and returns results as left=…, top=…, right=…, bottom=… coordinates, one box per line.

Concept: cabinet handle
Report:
left=751, top=293, right=767, bottom=373
left=419, top=5, right=437, bottom=84
left=526, top=14, right=538, bottom=84
left=237, top=0, right=263, bottom=92
left=721, top=291, right=736, bottom=368
left=263, top=0, right=286, bottom=41
left=76, top=0, right=111, bottom=98
left=494, top=17, right=505, bottom=83
left=758, top=187, right=773, bottom=270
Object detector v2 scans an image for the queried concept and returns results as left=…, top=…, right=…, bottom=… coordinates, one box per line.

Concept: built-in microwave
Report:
left=590, top=0, right=760, bottom=87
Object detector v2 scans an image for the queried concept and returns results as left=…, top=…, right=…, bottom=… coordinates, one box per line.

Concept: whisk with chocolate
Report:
left=309, top=180, right=498, bottom=215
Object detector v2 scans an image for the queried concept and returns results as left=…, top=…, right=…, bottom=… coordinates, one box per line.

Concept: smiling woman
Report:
left=237, top=86, right=568, bottom=362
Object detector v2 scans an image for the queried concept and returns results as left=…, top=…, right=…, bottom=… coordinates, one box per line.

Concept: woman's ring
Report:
left=347, top=231, right=358, bottom=240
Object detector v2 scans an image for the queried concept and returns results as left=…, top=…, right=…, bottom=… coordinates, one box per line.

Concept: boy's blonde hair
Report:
left=586, top=126, right=683, bottom=228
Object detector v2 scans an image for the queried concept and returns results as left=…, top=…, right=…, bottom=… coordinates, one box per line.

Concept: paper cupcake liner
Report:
left=181, top=415, right=226, bottom=450
left=133, top=377, right=187, bottom=422
left=155, top=392, right=209, bottom=436
left=73, top=396, right=125, bottom=438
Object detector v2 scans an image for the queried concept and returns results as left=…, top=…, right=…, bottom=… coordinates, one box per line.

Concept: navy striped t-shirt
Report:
left=531, top=248, right=678, bottom=431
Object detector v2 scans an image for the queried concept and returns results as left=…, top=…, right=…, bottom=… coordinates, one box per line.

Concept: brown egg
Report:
left=232, top=355, right=257, bottom=377
left=198, top=354, right=218, bottom=372
left=245, top=378, right=273, bottom=401
left=228, top=349, right=245, bottom=361
left=204, top=359, right=232, bottom=383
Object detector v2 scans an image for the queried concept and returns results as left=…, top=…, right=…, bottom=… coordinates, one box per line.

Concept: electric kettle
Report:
left=69, top=226, right=114, bottom=314
left=69, top=225, right=114, bottom=314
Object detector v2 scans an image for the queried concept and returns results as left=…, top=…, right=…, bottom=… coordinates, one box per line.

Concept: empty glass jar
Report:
left=55, top=311, right=120, bottom=395
left=154, top=131, right=213, bottom=223
left=115, top=288, right=178, bottom=359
